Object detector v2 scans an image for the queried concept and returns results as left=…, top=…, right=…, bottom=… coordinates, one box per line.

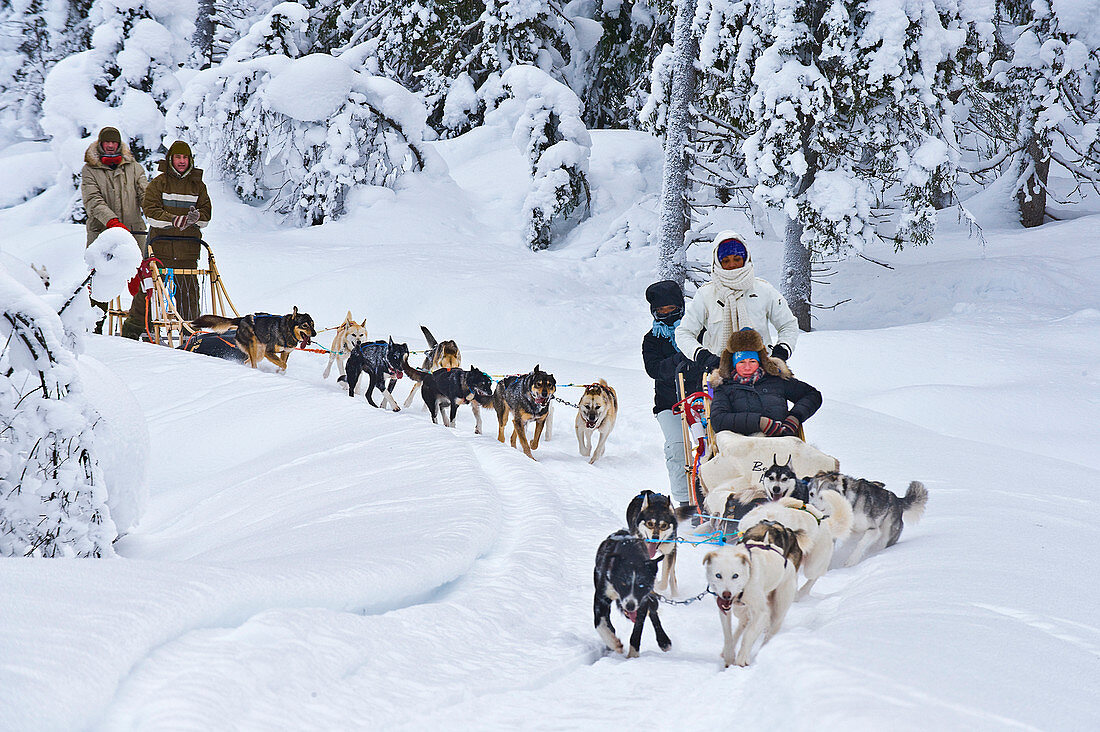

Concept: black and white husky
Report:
left=626, top=490, right=680, bottom=596
left=808, top=471, right=928, bottom=567
left=761, top=455, right=809, bottom=502
left=593, top=530, right=671, bottom=658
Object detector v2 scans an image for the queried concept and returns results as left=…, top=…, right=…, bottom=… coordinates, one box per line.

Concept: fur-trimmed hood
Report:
left=84, top=140, right=137, bottom=169
left=714, top=328, right=792, bottom=382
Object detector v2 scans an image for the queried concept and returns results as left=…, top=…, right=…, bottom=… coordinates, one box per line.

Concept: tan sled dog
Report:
left=322, top=311, right=369, bottom=381
left=575, top=379, right=617, bottom=464
left=704, top=542, right=797, bottom=667
left=403, top=325, right=462, bottom=408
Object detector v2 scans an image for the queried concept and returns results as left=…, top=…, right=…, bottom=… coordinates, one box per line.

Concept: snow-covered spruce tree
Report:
left=489, top=64, right=591, bottom=250
left=979, top=0, right=1100, bottom=227
left=0, top=0, right=92, bottom=142
left=0, top=232, right=140, bottom=558
left=171, top=6, right=436, bottom=225
left=716, top=0, right=972, bottom=330
left=210, top=0, right=278, bottom=64
left=317, top=0, right=578, bottom=136
left=581, top=0, right=671, bottom=128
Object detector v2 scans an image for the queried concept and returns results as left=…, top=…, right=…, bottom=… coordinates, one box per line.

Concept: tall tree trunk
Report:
left=656, top=0, right=698, bottom=285
left=194, top=0, right=216, bottom=68
left=1017, top=136, right=1049, bottom=228
left=782, top=216, right=812, bottom=331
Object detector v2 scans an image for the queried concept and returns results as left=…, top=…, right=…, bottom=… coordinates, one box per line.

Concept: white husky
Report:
left=704, top=543, right=797, bottom=667
left=738, top=491, right=853, bottom=599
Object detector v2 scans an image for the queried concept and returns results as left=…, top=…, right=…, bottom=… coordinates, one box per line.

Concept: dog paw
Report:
left=626, top=646, right=639, bottom=659
left=658, top=639, right=672, bottom=652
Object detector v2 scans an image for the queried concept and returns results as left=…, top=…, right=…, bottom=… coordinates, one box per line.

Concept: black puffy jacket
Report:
left=709, top=373, right=822, bottom=435
left=642, top=331, right=704, bottom=414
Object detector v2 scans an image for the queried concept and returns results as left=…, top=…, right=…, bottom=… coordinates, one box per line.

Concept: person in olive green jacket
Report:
left=121, top=140, right=212, bottom=339
left=81, top=126, right=148, bottom=331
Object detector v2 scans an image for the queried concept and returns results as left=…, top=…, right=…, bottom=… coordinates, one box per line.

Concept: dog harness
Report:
left=742, top=541, right=791, bottom=568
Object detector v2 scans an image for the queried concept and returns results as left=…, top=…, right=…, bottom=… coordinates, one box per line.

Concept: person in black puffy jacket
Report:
left=642, top=280, right=702, bottom=509
left=709, top=327, right=822, bottom=437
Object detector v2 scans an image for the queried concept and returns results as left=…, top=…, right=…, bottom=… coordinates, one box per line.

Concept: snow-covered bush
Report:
left=170, top=50, right=437, bottom=225
left=0, top=232, right=143, bottom=557
left=42, top=0, right=194, bottom=157
left=488, top=65, right=592, bottom=250
left=40, top=0, right=195, bottom=221
left=316, top=0, right=581, bottom=136
left=0, top=0, right=91, bottom=142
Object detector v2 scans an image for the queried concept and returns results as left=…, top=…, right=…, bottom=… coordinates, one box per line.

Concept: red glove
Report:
left=172, top=214, right=188, bottom=229
left=782, top=416, right=801, bottom=436
left=106, top=218, right=128, bottom=230
left=762, top=418, right=785, bottom=437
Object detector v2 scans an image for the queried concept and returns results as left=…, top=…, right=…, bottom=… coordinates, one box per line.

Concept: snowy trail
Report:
left=81, top=339, right=651, bottom=726
left=5, top=128, right=1100, bottom=729
left=9, top=326, right=1067, bottom=730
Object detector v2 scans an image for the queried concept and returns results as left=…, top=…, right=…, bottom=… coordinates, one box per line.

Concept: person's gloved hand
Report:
left=782, top=416, right=801, bottom=436
left=771, top=343, right=790, bottom=361
left=184, top=206, right=201, bottom=227
left=761, top=417, right=785, bottom=437
left=172, top=214, right=188, bottom=229
left=695, top=348, right=720, bottom=371
left=106, top=218, right=128, bottom=230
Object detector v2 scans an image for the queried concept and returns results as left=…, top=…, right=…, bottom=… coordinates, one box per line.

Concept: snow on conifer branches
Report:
left=171, top=41, right=438, bottom=226
left=489, top=65, right=593, bottom=250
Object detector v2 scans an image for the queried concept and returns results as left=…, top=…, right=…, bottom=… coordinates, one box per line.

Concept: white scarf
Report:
left=710, top=249, right=756, bottom=353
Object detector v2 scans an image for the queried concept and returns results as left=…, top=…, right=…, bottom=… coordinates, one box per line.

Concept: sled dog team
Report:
left=596, top=469, right=928, bottom=667
left=189, top=309, right=619, bottom=464
left=186, top=307, right=930, bottom=669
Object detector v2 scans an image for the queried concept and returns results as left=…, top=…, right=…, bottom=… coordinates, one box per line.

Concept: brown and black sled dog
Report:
left=493, top=364, right=556, bottom=459
left=192, top=308, right=316, bottom=370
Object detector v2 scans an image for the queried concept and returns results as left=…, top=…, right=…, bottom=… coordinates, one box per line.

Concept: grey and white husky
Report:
left=808, top=471, right=928, bottom=567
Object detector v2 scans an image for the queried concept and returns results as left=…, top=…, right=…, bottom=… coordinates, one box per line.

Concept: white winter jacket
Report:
left=675, top=277, right=800, bottom=361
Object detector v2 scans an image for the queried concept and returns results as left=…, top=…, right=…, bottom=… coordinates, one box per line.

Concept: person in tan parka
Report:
left=81, top=126, right=148, bottom=331
left=121, top=140, right=212, bottom=338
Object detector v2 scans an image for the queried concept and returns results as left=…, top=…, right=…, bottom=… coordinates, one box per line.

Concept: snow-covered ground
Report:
left=2, top=127, right=1099, bottom=730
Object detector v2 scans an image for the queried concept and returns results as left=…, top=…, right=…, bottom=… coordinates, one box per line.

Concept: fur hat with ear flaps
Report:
left=716, top=328, right=792, bottom=381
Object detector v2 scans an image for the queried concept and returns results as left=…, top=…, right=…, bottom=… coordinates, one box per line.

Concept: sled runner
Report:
left=676, top=373, right=838, bottom=508
left=105, top=238, right=238, bottom=347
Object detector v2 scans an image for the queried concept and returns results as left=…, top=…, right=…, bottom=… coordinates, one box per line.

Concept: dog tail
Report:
left=821, top=490, right=853, bottom=541
left=192, top=314, right=240, bottom=332
left=901, top=481, right=928, bottom=526
left=420, top=325, right=438, bottom=348
left=404, top=362, right=429, bottom=382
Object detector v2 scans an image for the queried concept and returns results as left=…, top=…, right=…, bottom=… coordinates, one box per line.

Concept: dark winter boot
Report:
left=119, top=317, right=143, bottom=340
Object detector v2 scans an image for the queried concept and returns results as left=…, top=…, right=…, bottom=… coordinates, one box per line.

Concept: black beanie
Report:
left=645, top=280, right=684, bottom=309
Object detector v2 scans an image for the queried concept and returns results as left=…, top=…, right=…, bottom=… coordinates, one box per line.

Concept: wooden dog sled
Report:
left=105, top=238, right=238, bottom=348
left=676, top=373, right=838, bottom=511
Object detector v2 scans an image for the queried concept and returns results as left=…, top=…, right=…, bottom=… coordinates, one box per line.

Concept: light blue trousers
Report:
left=655, top=409, right=690, bottom=504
